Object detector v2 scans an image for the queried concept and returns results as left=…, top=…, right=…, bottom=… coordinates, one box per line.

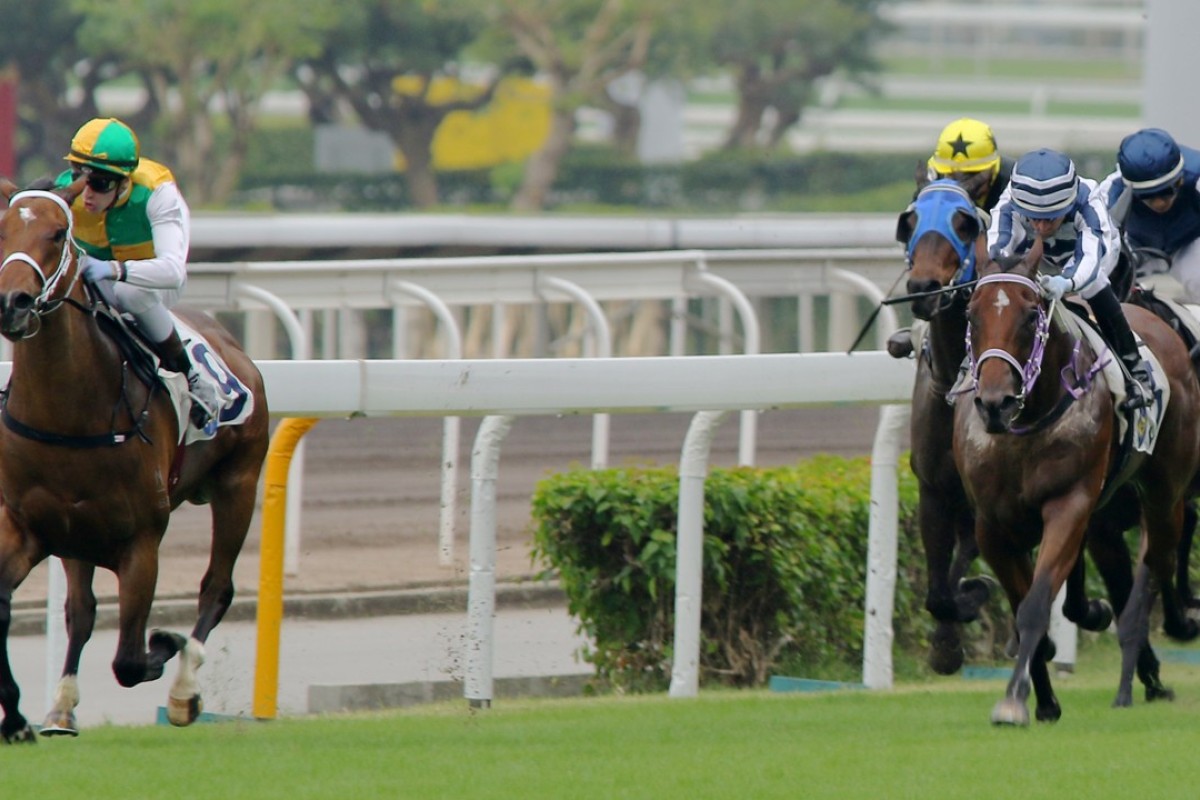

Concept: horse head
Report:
left=965, top=241, right=1047, bottom=433
left=0, top=176, right=86, bottom=340
left=896, top=171, right=990, bottom=320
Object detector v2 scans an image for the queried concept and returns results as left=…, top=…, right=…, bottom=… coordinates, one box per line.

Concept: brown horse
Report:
left=955, top=246, right=1200, bottom=725
left=0, top=179, right=269, bottom=742
left=895, top=173, right=999, bottom=674
left=898, top=177, right=1190, bottom=696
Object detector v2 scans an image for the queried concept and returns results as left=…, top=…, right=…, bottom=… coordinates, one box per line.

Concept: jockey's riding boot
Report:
left=886, top=327, right=914, bottom=358
left=156, top=330, right=221, bottom=428
left=1091, top=286, right=1152, bottom=411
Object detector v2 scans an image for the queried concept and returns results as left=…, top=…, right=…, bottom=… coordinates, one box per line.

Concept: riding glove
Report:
left=82, top=255, right=120, bottom=283
left=1037, top=274, right=1073, bottom=301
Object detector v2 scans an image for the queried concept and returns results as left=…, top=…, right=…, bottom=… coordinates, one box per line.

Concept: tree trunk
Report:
left=511, top=108, right=575, bottom=212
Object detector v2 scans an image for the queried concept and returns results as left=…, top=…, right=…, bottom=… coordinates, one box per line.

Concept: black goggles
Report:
left=71, top=167, right=123, bottom=193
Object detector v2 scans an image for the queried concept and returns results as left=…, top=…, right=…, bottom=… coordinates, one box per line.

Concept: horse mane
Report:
left=24, top=176, right=57, bottom=192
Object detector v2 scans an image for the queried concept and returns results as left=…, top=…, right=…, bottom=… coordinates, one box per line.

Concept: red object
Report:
left=0, top=69, right=16, bottom=178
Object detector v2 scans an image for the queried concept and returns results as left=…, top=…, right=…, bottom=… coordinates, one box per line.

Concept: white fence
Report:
left=253, top=353, right=915, bottom=703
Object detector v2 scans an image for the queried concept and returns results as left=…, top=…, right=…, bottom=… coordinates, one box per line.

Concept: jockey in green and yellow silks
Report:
left=54, top=117, right=229, bottom=427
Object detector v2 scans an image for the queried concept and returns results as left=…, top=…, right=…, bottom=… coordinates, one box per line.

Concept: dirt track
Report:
left=17, top=407, right=897, bottom=605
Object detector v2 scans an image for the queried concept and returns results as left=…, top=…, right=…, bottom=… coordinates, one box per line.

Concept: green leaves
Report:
left=531, top=454, right=932, bottom=690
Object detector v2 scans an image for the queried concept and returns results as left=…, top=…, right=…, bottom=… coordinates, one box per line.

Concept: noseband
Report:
left=965, top=272, right=1054, bottom=409
left=0, top=190, right=82, bottom=330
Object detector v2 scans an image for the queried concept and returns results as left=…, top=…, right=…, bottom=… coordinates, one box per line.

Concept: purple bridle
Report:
left=965, top=273, right=1050, bottom=409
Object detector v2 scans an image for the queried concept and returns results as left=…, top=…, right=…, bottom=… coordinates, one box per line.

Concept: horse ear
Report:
left=1024, top=238, right=1045, bottom=273
left=60, top=176, right=85, bottom=204
left=0, top=177, right=17, bottom=202
left=961, top=170, right=991, bottom=204
left=914, top=160, right=930, bottom=192
left=895, top=207, right=917, bottom=246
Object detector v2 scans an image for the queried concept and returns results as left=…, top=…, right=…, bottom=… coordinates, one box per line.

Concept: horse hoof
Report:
left=1035, top=703, right=1062, bottom=723
left=167, top=694, right=203, bottom=727
left=39, top=710, right=79, bottom=737
left=150, top=629, right=188, bottom=659
left=1146, top=685, right=1176, bottom=703
left=1162, top=617, right=1200, bottom=643
left=1, top=724, right=37, bottom=745
left=1082, top=599, right=1114, bottom=632
left=929, top=626, right=964, bottom=675
left=990, top=698, right=1030, bottom=727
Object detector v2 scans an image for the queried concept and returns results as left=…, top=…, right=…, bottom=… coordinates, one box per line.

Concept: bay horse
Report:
left=898, top=177, right=1190, bottom=697
left=955, top=245, right=1200, bottom=725
left=895, top=173, right=997, bottom=675
left=0, top=178, right=269, bottom=743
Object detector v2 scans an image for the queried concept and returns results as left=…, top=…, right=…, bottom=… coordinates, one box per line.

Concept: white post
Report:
left=1050, top=585, right=1077, bottom=672
left=669, top=410, right=728, bottom=698
left=464, top=414, right=515, bottom=708
left=43, top=557, right=67, bottom=715
left=862, top=403, right=910, bottom=689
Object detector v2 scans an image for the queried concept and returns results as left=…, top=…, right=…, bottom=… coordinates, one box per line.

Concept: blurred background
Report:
left=0, top=0, right=1183, bottom=217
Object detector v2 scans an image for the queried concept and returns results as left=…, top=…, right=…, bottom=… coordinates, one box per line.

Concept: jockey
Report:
left=889, top=117, right=1014, bottom=358
left=989, top=148, right=1152, bottom=410
left=924, top=117, right=1015, bottom=219
left=55, top=117, right=228, bottom=427
left=1098, top=127, right=1200, bottom=301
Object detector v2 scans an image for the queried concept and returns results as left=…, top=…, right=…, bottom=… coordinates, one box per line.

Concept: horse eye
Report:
left=52, top=228, right=67, bottom=244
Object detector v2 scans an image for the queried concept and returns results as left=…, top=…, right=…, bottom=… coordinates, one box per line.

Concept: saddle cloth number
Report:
left=188, top=339, right=249, bottom=423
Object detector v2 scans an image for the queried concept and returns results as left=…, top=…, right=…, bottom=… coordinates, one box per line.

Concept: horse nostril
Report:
left=11, top=293, right=33, bottom=312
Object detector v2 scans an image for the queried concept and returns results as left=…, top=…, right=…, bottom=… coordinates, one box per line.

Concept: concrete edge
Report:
left=10, top=580, right=567, bottom=638
left=307, top=673, right=593, bottom=714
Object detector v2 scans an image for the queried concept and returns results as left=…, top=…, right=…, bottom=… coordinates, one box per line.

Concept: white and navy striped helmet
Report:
left=1010, top=148, right=1078, bottom=219
left=1118, top=128, right=1184, bottom=197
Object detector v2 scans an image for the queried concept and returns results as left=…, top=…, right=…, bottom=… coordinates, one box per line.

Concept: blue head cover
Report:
left=903, top=179, right=980, bottom=283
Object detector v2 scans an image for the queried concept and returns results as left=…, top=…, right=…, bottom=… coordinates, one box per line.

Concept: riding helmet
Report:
left=1009, top=148, right=1078, bottom=219
left=1117, top=127, right=1184, bottom=196
left=928, top=117, right=1001, bottom=176
left=64, top=118, right=141, bottom=177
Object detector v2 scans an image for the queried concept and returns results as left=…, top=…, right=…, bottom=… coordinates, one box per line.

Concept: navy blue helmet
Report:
left=1118, top=128, right=1184, bottom=196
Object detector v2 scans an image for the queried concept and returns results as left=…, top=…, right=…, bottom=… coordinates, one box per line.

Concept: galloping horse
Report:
left=955, top=245, right=1200, bottom=725
left=895, top=172, right=998, bottom=674
left=0, top=178, right=269, bottom=742
left=898, top=177, right=1187, bottom=694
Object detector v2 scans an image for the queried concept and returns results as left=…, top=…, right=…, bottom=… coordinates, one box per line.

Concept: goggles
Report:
left=71, top=167, right=123, bottom=194
left=1136, top=182, right=1180, bottom=203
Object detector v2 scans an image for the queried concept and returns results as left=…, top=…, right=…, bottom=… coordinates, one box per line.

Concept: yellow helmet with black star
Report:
left=928, top=118, right=1000, bottom=177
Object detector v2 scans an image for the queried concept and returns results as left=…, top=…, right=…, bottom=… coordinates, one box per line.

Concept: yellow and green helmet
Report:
left=64, top=117, right=141, bottom=176
left=928, top=117, right=1000, bottom=176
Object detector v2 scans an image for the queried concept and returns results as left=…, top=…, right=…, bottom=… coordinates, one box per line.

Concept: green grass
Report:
left=881, top=55, right=1142, bottom=82
left=837, top=95, right=1140, bottom=119
left=4, top=641, right=1200, bottom=798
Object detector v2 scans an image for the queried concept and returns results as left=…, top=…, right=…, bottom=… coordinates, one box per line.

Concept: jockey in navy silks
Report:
left=1099, top=127, right=1200, bottom=302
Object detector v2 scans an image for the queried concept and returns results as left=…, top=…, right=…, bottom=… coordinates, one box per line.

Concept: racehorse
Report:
left=897, top=176, right=1191, bottom=697
left=955, top=245, right=1200, bottom=725
left=0, top=177, right=269, bottom=743
left=895, top=172, right=1000, bottom=674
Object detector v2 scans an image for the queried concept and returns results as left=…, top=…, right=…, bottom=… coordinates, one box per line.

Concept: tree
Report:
left=292, top=1, right=516, bottom=209
left=71, top=0, right=335, bottom=205
left=487, top=0, right=678, bottom=211
left=0, top=0, right=120, bottom=180
left=705, top=0, right=892, bottom=150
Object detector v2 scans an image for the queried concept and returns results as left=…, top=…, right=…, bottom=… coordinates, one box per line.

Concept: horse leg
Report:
left=979, top=540, right=1039, bottom=726
left=112, top=540, right=181, bottom=688
left=40, top=560, right=97, bottom=737
left=0, top=519, right=45, bottom=744
left=1115, top=560, right=1156, bottom=708
left=164, top=468, right=257, bottom=727
left=1061, top=548, right=1114, bottom=632
left=1177, top=500, right=1198, bottom=610
left=920, top=492, right=971, bottom=674
left=998, top=573, right=1062, bottom=725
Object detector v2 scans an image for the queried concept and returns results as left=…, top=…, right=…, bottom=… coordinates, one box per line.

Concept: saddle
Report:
left=89, top=292, right=253, bottom=444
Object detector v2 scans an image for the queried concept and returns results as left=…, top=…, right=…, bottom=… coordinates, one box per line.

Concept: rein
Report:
left=0, top=192, right=156, bottom=447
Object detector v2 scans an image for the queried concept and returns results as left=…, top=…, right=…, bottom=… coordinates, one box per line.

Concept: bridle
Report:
left=903, top=181, right=980, bottom=316
left=964, top=272, right=1054, bottom=411
left=0, top=189, right=84, bottom=334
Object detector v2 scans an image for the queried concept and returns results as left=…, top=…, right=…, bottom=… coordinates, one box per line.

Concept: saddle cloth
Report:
left=1062, top=308, right=1168, bottom=455
left=157, top=316, right=255, bottom=445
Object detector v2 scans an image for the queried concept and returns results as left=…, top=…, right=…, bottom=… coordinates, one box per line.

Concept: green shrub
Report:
left=530, top=455, right=941, bottom=691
